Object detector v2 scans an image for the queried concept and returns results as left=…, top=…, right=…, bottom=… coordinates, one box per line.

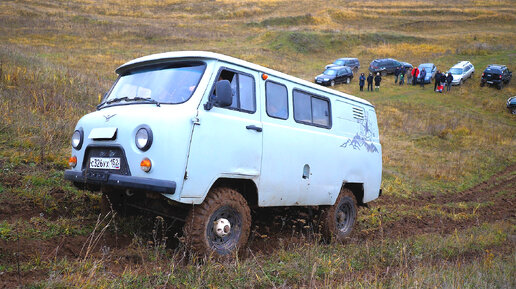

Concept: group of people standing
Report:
left=359, top=72, right=383, bottom=92
left=358, top=66, right=454, bottom=92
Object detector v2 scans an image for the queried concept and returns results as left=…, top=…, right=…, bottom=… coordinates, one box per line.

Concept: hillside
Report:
left=0, top=0, right=515, bottom=287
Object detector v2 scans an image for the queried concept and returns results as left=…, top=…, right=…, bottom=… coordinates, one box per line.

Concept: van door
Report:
left=181, top=66, right=262, bottom=199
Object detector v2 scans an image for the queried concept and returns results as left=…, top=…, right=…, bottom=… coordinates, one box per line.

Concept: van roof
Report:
left=116, top=51, right=373, bottom=107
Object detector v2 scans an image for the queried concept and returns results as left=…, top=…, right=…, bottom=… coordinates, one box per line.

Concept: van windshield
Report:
left=102, top=62, right=206, bottom=107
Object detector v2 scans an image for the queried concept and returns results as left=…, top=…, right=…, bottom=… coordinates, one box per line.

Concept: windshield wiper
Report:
left=130, top=97, right=161, bottom=107
left=97, top=96, right=129, bottom=110
left=97, top=96, right=161, bottom=110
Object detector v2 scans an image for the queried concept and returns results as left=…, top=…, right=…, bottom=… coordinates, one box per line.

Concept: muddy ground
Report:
left=1, top=165, right=515, bottom=287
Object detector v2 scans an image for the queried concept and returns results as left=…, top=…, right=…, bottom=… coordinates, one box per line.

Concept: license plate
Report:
left=487, top=81, right=493, bottom=84
left=89, top=157, right=120, bottom=170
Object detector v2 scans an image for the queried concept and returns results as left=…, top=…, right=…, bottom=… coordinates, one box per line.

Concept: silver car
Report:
left=447, top=61, right=475, bottom=85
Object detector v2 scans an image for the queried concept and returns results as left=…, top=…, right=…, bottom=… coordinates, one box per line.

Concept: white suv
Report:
left=447, top=61, right=475, bottom=85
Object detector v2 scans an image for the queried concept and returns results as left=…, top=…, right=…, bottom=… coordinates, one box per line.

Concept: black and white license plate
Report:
left=89, top=157, right=120, bottom=170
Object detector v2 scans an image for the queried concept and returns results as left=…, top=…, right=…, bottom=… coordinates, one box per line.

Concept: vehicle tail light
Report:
left=482, top=73, right=484, bottom=77
left=499, top=75, right=502, bottom=79
left=140, top=158, right=152, bottom=173
left=69, top=156, right=77, bottom=168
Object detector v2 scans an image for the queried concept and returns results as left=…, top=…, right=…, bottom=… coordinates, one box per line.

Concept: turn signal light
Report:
left=140, top=158, right=152, bottom=173
left=262, top=73, right=268, bottom=80
left=69, top=156, right=77, bottom=168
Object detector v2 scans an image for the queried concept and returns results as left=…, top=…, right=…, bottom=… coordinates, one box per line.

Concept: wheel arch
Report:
left=341, top=182, right=365, bottom=207
left=210, top=177, right=259, bottom=207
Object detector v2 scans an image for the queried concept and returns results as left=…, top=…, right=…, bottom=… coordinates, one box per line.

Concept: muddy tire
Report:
left=381, top=71, right=387, bottom=77
left=321, top=188, right=357, bottom=242
left=183, top=187, right=251, bottom=257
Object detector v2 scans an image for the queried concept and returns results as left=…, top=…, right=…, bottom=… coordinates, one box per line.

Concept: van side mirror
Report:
left=204, top=80, right=232, bottom=111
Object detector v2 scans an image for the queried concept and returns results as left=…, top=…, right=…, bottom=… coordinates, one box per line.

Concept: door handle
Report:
left=246, top=125, right=262, bottom=132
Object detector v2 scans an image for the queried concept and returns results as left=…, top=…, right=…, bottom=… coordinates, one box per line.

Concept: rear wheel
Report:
left=321, top=188, right=357, bottom=242
left=511, top=108, right=516, bottom=114
left=480, top=82, right=485, bottom=87
left=183, top=187, right=251, bottom=257
left=498, top=83, right=503, bottom=90
left=381, top=71, right=387, bottom=77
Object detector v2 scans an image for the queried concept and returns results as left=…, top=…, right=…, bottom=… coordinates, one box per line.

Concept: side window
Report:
left=266, top=81, right=288, bottom=120
left=214, top=69, right=256, bottom=113
left=293, top=89, right=331, bottom=128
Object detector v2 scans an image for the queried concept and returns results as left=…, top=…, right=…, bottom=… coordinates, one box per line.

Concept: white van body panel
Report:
left=66, top=51, right=382, bottom=208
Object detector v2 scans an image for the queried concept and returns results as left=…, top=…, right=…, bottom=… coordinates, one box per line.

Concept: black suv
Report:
left=315, top=66, right=354, bottom=87
left=369, top=58, right=403, bottom=76
left=325, top=58, right=360, bottom=72
left=480, top=65, right=512, bottom=89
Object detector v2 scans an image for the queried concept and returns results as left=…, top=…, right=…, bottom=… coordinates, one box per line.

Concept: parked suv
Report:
left=480, top=65, right=512, bottom=89
left=369, top=58, right=403, bottom=76
left=447, top=61, right=474, bottom=85
left=315, top=66, right=354, bottom=86
left=325, top=58, right=360, bottom=72
left=507, top=97, right=516, bottom=114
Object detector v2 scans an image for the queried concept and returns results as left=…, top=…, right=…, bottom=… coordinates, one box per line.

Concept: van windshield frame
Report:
left=100, top=61, right=207, bottom=109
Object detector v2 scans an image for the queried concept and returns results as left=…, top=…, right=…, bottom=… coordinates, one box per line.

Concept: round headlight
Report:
left=72, top=129, right=83, bottom=150
left=135, top=127, right=152, bottom=151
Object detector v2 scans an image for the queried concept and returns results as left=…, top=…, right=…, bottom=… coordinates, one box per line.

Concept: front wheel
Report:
left=183, top=187, right=251, bottom=257
left=511, top=108, right=516, bottom=114
left=321, top=188, right=357, bottom=242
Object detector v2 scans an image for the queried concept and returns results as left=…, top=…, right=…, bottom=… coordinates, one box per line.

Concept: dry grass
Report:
left=0, top=0, right=515, bottom=287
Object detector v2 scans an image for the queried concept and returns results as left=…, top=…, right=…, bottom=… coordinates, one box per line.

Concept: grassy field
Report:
left=0, top=0, right=515, bottom=287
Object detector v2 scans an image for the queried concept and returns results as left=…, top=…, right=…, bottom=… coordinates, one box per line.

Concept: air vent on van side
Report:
left=352, top=106, right=364, bottom=120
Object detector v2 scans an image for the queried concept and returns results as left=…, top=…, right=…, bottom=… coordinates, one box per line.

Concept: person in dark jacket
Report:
left=394, top=67, right=400, bottom=84
left=434, top=70, right=442, bottom=91
left=374, top=72, right=382, bottom=91
left=446, top=72, right=453, bottom=91
left=359, top=73, right=366, bottom=91
left=419, top=68, right=427, bottom=88
left=367, top=73, right=373, bottom=91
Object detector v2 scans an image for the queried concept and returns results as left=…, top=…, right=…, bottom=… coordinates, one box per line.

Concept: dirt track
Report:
left=1, top=165, right=515, bottom=286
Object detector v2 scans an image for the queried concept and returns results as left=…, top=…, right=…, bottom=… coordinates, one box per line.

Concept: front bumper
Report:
left=315, top=79, right=331, bottom=86
left=64, top=169, right=176, bottom=194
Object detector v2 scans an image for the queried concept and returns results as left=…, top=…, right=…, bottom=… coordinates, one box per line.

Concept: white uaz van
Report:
left=65, top=51, right=382, bottom=256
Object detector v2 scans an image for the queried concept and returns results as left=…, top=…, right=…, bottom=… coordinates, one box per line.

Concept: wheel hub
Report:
left=213, top=218, right=231, bottom=237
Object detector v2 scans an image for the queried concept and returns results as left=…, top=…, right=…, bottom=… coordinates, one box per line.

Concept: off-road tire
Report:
left=480, top=82, right=485, bottom=87
left=381, top=71, right=387, bottom=77
left=498, top=83, right=503, bottom=90
left=321, top=188, right=357, bottom=243
left=511, top=108, right=516, bottom=115
left=100, top=189, right=123, bottom=216
left=183, top=187, right=251, bottom=257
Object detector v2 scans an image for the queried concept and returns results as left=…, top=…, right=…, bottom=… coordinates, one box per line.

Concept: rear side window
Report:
left=293, top=90, right=331, bottom=128
left=266, top=81, right=288, bottom=119
left=215, top=69, right=256, bottom=113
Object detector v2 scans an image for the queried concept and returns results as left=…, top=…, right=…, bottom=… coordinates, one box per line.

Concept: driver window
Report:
left=214, top=69, right=256, bottom=113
